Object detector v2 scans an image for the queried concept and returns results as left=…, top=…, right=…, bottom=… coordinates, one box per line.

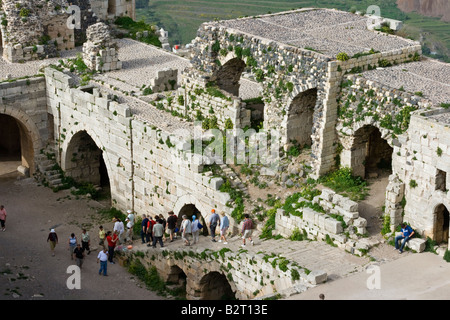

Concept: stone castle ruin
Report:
left=1, top=2, right=450, bottom=299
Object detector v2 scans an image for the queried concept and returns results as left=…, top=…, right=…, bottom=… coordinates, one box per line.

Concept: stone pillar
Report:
left=385, top=174, right=405, bottom=229
left=82, top=22, right=122, bottom=72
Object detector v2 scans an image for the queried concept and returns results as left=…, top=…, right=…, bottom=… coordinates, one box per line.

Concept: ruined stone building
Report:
left=1, top=3, right=450, bottom=299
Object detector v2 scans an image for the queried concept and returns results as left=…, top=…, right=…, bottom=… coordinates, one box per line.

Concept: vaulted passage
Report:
left=0, top=114, right=34, bottom=174
left=286, top=88, right=317, bottom=147
left=177, top=204, right=208, bottom=236
left=199, top=272, right=236, bottom=300
left=64, top=131, right=110, bottom=190
left=434, top=204, right=449, bottom=244
left=351, top=125, right=393, bottom=178
left=166, top=265, right=187, bottom=298
left=215, top=58, right=246, bottom=97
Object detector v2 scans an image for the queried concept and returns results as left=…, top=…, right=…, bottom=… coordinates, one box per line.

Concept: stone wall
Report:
left=0, top=76, right=48, bottom=174
left=44, top=67, right=238, bottom=232
left=83, top=22, right=122, bottom=72
left=390, top=109, right=450, bottom=241
left=1, top=0, right=74, bottom=63
left=275, top=188, right=369, bottom=255
left=125, top=246, right=327, bottom=300
left=90, top=0, right=136, bottom=21
left=179, top=71, right=251, bottom=130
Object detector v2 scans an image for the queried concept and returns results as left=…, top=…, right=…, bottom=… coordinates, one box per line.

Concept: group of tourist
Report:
left=139, top=208, right=254, bottom=248
left=44, top=207, right=259, bottom=276
left=45, top=209, right=136, bottom=276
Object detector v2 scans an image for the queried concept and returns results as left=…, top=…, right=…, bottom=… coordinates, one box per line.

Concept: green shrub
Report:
left=319, top=167, right=368, bottom=201
left=444, top=250, right=450, bottom=263
left=336, top=52, right=349, bottom=61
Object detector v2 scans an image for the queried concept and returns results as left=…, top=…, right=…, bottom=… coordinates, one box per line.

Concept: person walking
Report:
left=0, top=205, right=7, bottom=231
left=395, top=223, right=415, bottom=254
left=97, top=247, right=109, bottom=276
left=241, top=214, right=254, bottom=247
left=47, top=229, right=58, bottom=256
left=106, top=231, right=118, bottom=264
left=98, top=225, right=106, bottom=247
left=125, top=210, right=135, bottom=243
left=180, top=215, right=192, bottom=246
left=158, top=214, right=167, bottom=242
left=208, top=209, right=220, bottom=242
left=68, top=233, right=77, bottom=260
left=81, top=229, right=91, bottom=255
left=219, top=211, right=229, bottom=244
left=151, top=219, right=164, bottom=248
left=167, top=211, right=177, bottom=242
left=113, top=217, right=125, bottom=244
left=73, top=243, right=85, bottom=269
left=146, top=216, right=156, bottom=246
left=191, top=215, right=201, bottom=245
left=141, top=214, right=149, bottom=244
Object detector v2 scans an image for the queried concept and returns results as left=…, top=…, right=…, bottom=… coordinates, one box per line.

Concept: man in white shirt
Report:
left=125, top=210, right=135, bottom=243
left=97, top=247, right=109, bottom=276
left=113, top=217, right=125, bottom=244
left=181, top=215, right=192, bottom=246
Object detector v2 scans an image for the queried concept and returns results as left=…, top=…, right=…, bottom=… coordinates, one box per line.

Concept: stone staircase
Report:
left=34, top=144, right=64, bottom=189
left=218, top=163, right=248, bottom=195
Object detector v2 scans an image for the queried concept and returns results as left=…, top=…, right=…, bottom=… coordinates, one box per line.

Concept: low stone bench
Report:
left=405, top=238, right=426, bottom=253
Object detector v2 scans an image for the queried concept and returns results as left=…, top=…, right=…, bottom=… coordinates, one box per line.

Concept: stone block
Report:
left=306, top=270, right=327, bottom=285
left=406, top=238, right=426, bottom=253
left=324, top=218, right=343, bottom=234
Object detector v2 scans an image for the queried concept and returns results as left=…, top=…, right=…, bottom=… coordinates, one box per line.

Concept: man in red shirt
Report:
left=106, top=231, right=118, bottom=264
left=146, top=216, right=156, bottom=247
left=241, top=214, right=254, bottom=247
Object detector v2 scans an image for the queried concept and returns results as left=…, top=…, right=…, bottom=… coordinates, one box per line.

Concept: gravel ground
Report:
left=361, top=58, right=450, bottom=106
left=0, top=168, right=167, bottom=301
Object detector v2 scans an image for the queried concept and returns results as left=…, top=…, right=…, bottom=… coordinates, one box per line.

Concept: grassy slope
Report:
left=136, top=0, right=450, bottom=62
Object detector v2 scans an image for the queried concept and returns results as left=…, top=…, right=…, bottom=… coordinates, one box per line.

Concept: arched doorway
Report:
left=215, top=58, right=246, bottom=97
left=0, top=114, right=35, bottom=175
left=286, top=88, right=317, bottom=147
left=177, top=204, right=208, bottom=236
left=166, top=265, right=187, bottom=298
left=351, top=125, right=393, bottom=178
left=199, top=271, right=236, bottom=300
left=434, top=204, right=449, bottom=244
left=64, top=130, right=110, bottom=195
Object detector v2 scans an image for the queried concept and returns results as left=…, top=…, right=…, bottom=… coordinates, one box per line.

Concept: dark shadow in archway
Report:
left=199, top=271, right=236, bottom=300
left=286, top=88, right=317, bottom=147
left=352, top=125, right=393, bottom=179
left=215, top=58, right=246, bottom=97
left=166, top=265, right=187, bottom=299
left=434, top=204, right=449, bottom=245
left=65, top=131, right=110, bottom=200
left=177, top=204, right=208, bottom=236
left=0, top=114, right=34, bottom=175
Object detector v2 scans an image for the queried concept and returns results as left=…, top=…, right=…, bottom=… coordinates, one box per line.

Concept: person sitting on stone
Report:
left=394, top=223, right=415, bottom=254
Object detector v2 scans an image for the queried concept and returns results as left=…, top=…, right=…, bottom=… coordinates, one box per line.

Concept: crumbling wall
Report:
left=82, top=22, right=121, bottom=72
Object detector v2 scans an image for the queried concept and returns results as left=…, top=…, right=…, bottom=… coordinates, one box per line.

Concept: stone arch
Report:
left=214, top=57, right=246, bottom=96
left=340, top=123, right=393, bottom=178
left=173, top=195, right=211, bottom=235
left=434, top=203, right=449, bottom=244
left=0, top=106, right=42, bottom=175
left=166, top=264, right=187, bottom=298
left=198, top=271, right=236, bottom=300
left=284, top=87, right=318, bottom=147
left=61, top=127, right=113, bottom=190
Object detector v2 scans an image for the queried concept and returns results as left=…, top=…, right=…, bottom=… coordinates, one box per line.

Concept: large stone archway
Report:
left=198, top=271, right=236, bottom=300
left=285, top=88, right=318, bottom=147
left=0, top=107, right=42, bottom=175
left=341, top=124, right=393, bottom=179
left=62, top=130, right=111, bottom=188
left=214, top=57, right=246, bottom=97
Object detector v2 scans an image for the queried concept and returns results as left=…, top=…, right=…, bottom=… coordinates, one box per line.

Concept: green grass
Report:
left=135, top=0, right=450, bottom=62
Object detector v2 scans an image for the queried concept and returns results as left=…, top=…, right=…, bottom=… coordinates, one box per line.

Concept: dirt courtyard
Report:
left=0, top=164, right=165, bottom=300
